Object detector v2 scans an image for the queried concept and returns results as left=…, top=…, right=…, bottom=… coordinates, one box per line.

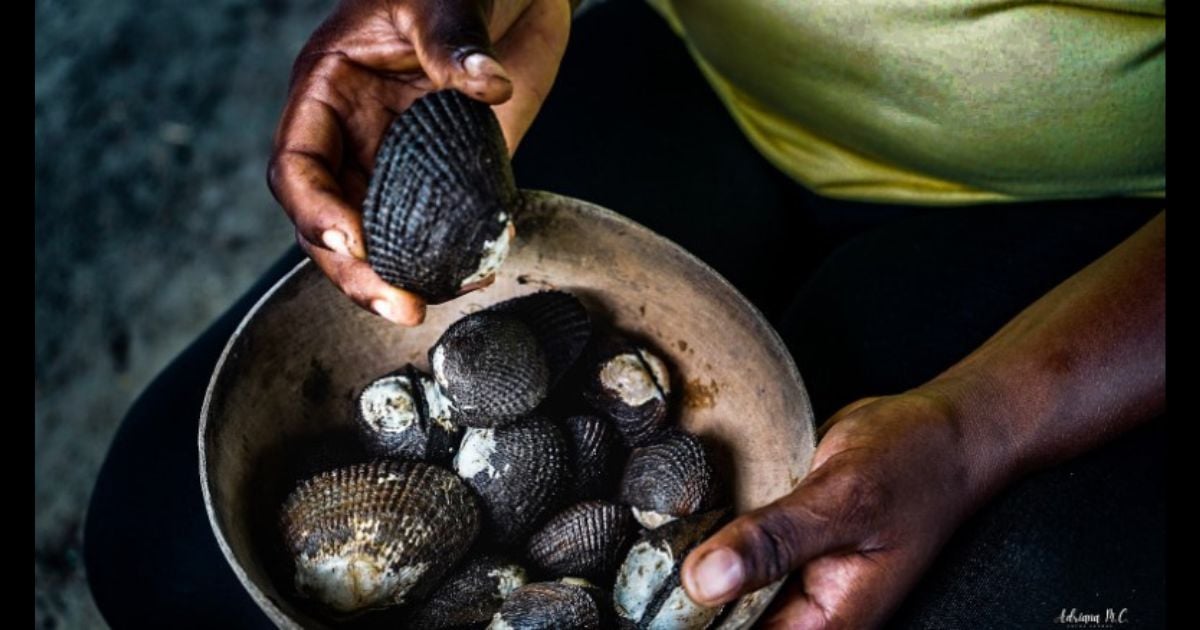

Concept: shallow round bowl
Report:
left=200, top=192, right=816, bottom=628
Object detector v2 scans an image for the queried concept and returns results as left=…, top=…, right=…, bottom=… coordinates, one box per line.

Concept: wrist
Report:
left=910, top=368, right=1032, bottom=510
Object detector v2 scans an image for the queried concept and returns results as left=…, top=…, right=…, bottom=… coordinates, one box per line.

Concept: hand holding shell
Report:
left=269, top=0, right=571, bottom=325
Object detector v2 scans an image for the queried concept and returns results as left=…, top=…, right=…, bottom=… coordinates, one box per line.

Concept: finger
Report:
left=760, top=576, right=827, bottom=630
left=491, top=0, right=572, bottom=152
left=760, top=554, right=907, bottom=630
left=270, top=96, right=369, bottom=259
left=409, top=0, right=514, bottom=103
left=680, top=461, right=886, bottom=607
left=298, top=231, right=427, bottom=326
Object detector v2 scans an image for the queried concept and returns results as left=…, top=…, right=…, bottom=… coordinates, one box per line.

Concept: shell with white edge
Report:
left=278, top=460, right=479, bottom=614
left=354, top=364, right=461, bottom=463
left=452, top=416, right=573, bottom=545
left=613, top=510, right=728, bottom=629
left=583, top=335, right=674, bottom=446
left=405, top=554, right=529, bottom=629
left=619, top=429, right=720, bottom=529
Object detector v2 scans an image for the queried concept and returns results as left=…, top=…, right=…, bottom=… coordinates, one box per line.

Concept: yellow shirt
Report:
left=647, top=0, right=1165, bottom=204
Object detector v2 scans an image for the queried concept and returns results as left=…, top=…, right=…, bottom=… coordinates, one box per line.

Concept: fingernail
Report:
left=463, top=53, right=510, bottom=83
left=692, top=548, right=745, bottom=602
left=371, top=299, right=399, bottom=324
left=322, top=229, right=351, bottom=257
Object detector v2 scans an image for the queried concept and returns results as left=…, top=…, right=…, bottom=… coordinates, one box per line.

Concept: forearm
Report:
left=922, top=211, right=1165, bottom=501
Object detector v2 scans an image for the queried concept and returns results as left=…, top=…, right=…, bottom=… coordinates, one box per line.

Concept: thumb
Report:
left=410, top=0, right=514, bottom=104
left=680, top=463, right=885, bottom=606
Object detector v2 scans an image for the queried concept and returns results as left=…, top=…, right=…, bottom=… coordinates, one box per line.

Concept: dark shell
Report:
left=563, top=415, right=624, bottom=500
left=613, top=510, right=729, bottom=629
left=405, top=554, right=528, bottom=629
left=362, top=89, right=519, bottom=303
left=583, top=337, right=673, bottom=446
left=280, top=461, right=479, bottom=613
left=355, top=364, right=461, bottom=463
left=430, top=312, right=550, bottom=427
left=490, top=290, right=592, bottom=384
left=526, top=500, right=637, bottom=584
left=453, top=416, right=572, bottom=545
left=488, top=580, right=612, bottom=630
left=619, top=430, right=719, bottom=529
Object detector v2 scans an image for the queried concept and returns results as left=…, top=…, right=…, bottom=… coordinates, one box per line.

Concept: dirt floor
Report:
left=35, top=0, right=328, bottom=625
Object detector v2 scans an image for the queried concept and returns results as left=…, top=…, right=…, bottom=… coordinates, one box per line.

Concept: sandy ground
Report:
left=35, top=0, right=328, bottom=625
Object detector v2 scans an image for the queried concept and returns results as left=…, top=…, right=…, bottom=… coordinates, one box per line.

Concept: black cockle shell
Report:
left=362, top=89, right=518, bottom=303
left=525, top=500, right=637, bottom=584
left=431, top=312, right=550, bottom=427
left=618, top=430, right=719, bottom=529
left=453, top=416, right=572, bottom=545
left=354, top=364, right=461, bottom=463
left=490, top=290, right=592, bottom=384
left=405, top=554, right=528, bottom=629
left=562, top=415, right=624, bottom=501
left=613, top=510, right=729, bottom=629
left=279, top=460, right=479, bottom=613
left=583, top=336, right=673, bottom=446
left=488, top=579, right=613, bottom=630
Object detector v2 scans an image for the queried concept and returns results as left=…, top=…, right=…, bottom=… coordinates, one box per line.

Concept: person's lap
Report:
left=84, top=0, right=1165, bottom=626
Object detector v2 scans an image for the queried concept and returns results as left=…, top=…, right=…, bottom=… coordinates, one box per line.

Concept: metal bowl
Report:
left=200, top=192, right=816, bottom=628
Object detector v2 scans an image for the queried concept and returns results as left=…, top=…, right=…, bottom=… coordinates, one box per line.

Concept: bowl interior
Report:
left=200, top=192, right=816, bottom=628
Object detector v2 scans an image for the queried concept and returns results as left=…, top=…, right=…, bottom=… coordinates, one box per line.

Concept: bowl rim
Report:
left=198, top=190, right=815, bottom=627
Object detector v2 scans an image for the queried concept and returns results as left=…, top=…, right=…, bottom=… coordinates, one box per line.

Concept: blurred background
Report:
left=35, top=0, right=328, bottom=625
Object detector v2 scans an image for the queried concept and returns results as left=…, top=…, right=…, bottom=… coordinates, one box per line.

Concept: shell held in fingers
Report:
left=525, top=500, right=637, bottom=584
left=613, top=510, right=729, bottom=630
left=355, top=364, right=461, bottom=463
left=453, top=416, right=573, bottom=545
left=488, top=579, right=613, bottom=630
left=430, top=312, right=551, bottom=427
left=563, top=415, right=625, bottom=500
left=583, top=336, right=673, bottom=446
left=405, top=554, right=529, bottom=629
left=619, top=429, right=720, bottom=529
left=362, top=89, right=519, bottom=303
left=279, top=460, right=479, bottom=614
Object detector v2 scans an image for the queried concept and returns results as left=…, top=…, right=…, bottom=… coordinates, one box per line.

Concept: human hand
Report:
left=681, top=391, right=1005, bottom=629
left=268, top=0, right=571, bottom=325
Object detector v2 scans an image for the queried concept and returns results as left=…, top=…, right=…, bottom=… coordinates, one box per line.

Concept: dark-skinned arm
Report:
left=680, top=211, right=1165, bottom=629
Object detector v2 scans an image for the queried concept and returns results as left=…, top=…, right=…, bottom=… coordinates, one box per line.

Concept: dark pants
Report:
left=84, top=1, right=1165, bottom=627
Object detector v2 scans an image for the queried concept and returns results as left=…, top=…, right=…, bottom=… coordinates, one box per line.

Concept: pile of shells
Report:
left=278, top=90, right=733, bottom=628
left=279, top=290, right=733, bottom=628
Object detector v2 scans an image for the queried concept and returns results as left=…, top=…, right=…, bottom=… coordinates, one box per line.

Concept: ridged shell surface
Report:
left=619, top=430, right=719, bottom=529
left=453, top=416, right=572, bottom=545
left=362, top=89, right=518, bottom=303
left=279, top=460, right=480, bottom=613
left=488, top=580, right=611, bottom=630
left=355, top=364, right=461, bottom=463
left=491, top=291, right=592, bottom=383
left=613, top=510, right=728, bottom=630
left=563, top=415, right=624, bottom=500
left=405, top=554, right=528, bottom=629
left=584, top=337, right=673, bottom=446
left=430, top=312, right=550, bottom=427
left=526, top=500, right=637, bottom=583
